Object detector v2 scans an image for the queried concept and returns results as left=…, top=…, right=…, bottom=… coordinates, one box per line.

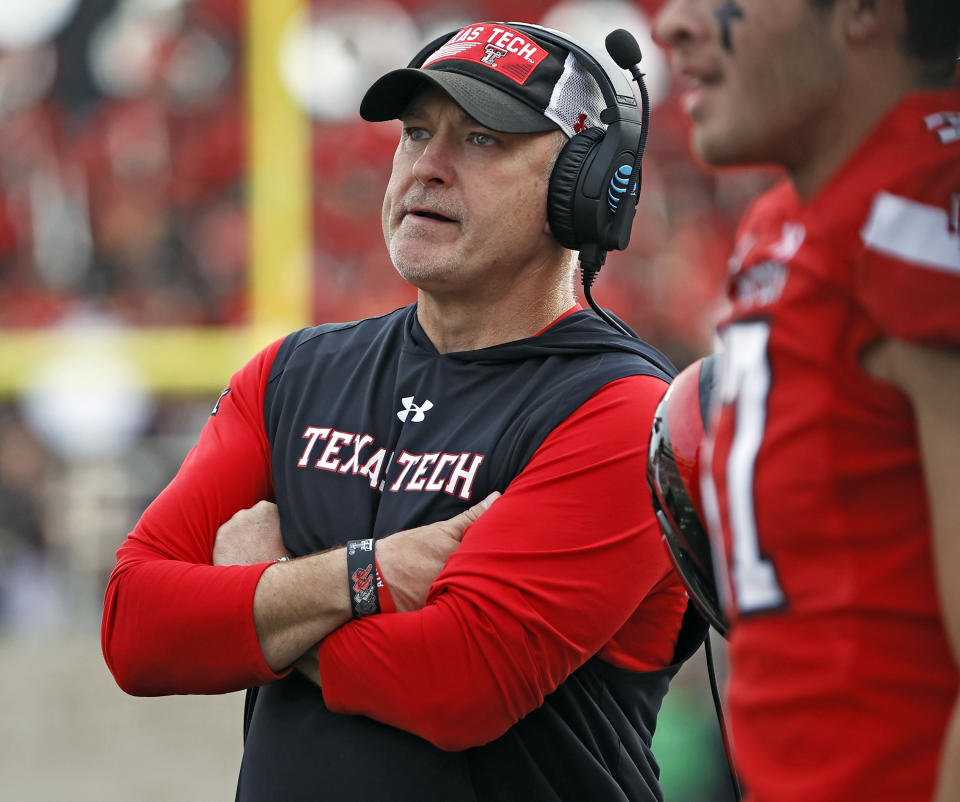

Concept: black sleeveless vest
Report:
left=236, top=305, right=704, bottom=802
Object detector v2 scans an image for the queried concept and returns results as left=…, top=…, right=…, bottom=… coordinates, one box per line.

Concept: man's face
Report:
left=653, top=0, right=845, bottom=170
left=381, top=87, right=565, bottom=295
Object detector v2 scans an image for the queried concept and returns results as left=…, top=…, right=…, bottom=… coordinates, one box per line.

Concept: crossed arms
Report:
left=101, top=338, right=681, bottom=749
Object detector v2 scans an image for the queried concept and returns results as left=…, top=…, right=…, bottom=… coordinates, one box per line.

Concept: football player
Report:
left=653, top=1, right=960, bottom=800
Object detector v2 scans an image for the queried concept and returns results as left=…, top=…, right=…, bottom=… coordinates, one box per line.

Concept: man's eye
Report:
left=471, top=133, right=498, bottom=147
left=404, top=127, right=429, bottom=141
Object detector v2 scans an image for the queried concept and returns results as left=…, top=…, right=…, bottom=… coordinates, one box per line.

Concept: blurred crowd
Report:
left=0, top=0, right=779, bottom=340
left=0, top=0, right=247, bottom=328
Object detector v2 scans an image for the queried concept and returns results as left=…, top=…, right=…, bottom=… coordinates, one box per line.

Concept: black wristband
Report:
left=346, top=539, right=380, bottom=618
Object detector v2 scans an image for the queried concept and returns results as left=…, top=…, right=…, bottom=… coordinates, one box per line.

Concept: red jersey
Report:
left=705, top=91, right=960, bottom=801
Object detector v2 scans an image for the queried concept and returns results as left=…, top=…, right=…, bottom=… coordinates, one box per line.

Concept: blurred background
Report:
left=0, top=0, right=778, bottom=798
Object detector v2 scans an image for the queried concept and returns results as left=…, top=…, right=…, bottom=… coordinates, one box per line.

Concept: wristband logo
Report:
left=352, top=563, right=374, bottom=594
left=347, top=539, right=379, bottom=618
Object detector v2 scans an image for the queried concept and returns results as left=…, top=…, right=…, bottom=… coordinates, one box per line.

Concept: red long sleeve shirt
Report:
left=102, top=314, right=686, bottom=748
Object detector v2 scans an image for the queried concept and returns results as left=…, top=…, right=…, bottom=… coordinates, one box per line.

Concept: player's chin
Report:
left=692, top=125, right=753, bottom=169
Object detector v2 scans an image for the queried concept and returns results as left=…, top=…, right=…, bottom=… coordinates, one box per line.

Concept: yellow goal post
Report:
left=0, top=0, right=310, bottom=397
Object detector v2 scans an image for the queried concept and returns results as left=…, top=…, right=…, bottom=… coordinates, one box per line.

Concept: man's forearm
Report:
left=234, top=494, right=498, bottom=671
left=253, top=548, right=352, bottom=672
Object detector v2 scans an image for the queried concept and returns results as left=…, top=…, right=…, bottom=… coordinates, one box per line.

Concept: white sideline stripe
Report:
left=860, top=191, right=960, bottom=275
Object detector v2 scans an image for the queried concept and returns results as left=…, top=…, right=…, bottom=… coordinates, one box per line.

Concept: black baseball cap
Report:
left=360, top=22, right=606, bottom=137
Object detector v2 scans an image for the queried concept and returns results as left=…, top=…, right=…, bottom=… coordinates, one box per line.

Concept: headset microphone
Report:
left=603, top=29, right=649, bottom=254
left=577, top=27, right=651, bottom=338
left=606, top=28, right=645, bottom=79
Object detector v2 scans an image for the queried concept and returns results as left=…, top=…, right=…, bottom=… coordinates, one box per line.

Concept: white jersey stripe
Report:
left=861, top=191, right=960, bottom=275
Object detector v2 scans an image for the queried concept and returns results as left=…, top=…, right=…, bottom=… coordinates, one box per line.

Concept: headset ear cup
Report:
left=547, top=126, right=605, bottom=250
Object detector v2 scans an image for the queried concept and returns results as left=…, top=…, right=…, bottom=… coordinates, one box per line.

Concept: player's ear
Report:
left=838, top=0, right=892, bottom=45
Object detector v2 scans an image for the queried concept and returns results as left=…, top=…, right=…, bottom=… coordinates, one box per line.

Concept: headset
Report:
left=407, top=23, right=651, bottom=337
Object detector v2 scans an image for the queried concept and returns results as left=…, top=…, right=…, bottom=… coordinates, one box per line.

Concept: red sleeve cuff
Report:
left=375, top=557, right=396, bottom=615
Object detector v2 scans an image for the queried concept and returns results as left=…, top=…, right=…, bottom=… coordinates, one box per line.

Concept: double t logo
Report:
left=482, top=45, right=508, bottom=66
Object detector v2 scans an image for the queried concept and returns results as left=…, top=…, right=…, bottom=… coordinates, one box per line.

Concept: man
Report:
left=652, top=1, right=960, bottom=800
left=102, top=22, right=699, bottom=801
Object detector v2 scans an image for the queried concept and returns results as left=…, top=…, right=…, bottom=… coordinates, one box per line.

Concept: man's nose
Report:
left=652, top=0, right=707, bottom=49
left=412, top=135, right=456, bottom=187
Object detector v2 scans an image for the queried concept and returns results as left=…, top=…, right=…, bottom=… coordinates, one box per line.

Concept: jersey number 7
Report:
left=711, top=321, right=786, bottom=615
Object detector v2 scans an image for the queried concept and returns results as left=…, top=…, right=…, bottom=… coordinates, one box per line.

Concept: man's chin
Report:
left=693, top=129, right=730, bottom=167
left=391, top=254, right=459, bottom=290
left=693, top=132, right=744, bottom=167
left=692, top=126, right=764, bottom=169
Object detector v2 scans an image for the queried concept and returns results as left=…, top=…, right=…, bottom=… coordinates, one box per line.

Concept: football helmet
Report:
left=646, top=354, right=728, bottom=636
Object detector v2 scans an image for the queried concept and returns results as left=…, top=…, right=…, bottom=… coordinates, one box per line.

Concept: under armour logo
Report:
left=482, top=45, right=508, bottom=65
left=573, top=113, right=588, bottom=134
left=397, top=396, right=434, bottom=423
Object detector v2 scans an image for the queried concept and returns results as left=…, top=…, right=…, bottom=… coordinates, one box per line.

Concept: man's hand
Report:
left=377, top=491, right=500, bottom=612
left=213, top=500, right=291, bottom=566
left=216, top=493, right=498, bottom=671
left=291, top=491, right=500, bottom=687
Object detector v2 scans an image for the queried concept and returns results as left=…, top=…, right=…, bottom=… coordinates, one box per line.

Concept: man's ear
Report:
left=839, top=0, right=899, bottom=45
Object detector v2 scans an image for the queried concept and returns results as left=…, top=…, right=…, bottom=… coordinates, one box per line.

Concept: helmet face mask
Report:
left=647, top=355, right=729, bottom=637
